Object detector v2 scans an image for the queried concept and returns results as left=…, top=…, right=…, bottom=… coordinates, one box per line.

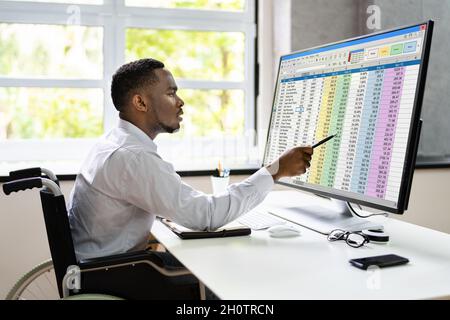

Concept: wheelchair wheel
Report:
left=7, top=260, right=125, bottom=300
left=63, top=294, right=124, bottom=300
left=6, top=260, right=59, bottom=300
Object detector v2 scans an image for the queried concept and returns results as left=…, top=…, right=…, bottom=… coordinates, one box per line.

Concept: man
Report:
left=68, top=58, right=313, bottom=261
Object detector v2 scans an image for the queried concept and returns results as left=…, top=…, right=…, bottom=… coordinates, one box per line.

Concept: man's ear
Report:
left=132, top=94, right=149, bottom=112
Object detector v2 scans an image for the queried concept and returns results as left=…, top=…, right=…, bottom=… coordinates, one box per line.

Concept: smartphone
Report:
left=349, top=254, right=409, bottom=270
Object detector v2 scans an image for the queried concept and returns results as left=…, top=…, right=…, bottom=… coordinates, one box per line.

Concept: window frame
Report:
left=0, top=0, right=257, bottom=174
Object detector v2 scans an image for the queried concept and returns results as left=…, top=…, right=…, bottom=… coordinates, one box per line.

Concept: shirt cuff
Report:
left=246, top=167, right=274, bottom=195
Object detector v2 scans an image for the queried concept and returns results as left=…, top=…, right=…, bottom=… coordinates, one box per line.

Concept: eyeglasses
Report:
left=327, top=229, right=370, bottom=248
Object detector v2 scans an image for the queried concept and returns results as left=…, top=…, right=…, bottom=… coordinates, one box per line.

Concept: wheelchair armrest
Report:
left=77, top=250, right=192, bottom=280
left=78, top=250, right=164, bottom=270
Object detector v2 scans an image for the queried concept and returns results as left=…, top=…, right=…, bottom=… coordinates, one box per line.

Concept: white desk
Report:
left=151, top=190, right=450, bottom=300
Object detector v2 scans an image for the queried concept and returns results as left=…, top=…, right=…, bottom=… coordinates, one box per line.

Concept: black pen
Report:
left=312, top=134, right=336, bottom=149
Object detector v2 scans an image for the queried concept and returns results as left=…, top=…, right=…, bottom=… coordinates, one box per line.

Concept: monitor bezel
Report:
left=263, top=20, right=434, bottom=214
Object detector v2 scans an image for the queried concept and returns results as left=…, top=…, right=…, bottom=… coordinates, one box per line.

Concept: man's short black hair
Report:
left=111, top=58, right=165, bottom=112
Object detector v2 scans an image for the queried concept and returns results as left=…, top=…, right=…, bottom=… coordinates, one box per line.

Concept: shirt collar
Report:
left=117, top=118, right=157, bottom=151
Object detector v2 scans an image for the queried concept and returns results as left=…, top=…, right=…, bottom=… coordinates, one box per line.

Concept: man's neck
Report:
left=119, top=113, right=160, bottom=140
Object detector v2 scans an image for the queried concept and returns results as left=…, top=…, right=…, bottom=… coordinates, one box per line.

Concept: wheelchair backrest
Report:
left=39, top=190, right=77, bottom=298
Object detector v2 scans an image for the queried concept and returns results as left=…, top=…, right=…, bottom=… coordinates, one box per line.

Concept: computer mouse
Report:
left=267, top=225, right=301, bottom=238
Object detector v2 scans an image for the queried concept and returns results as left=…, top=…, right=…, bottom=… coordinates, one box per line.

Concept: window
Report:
left=0, top=0, right=257, bottom=175
left=125, top=0, right=245, bottom=11
left=0, top=87, right=103, bottom=139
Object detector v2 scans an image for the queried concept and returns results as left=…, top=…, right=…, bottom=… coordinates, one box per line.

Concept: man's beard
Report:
left=152, top=108, right=179, bottom=134
left=158, top=121, right=179, bottom=134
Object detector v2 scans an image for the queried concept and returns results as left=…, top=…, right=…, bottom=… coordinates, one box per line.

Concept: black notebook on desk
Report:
left=160, top=218, right=251, bottom=239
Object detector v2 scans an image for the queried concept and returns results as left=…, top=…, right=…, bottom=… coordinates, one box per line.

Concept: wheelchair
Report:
left=3, top=168, right=204, bottom=300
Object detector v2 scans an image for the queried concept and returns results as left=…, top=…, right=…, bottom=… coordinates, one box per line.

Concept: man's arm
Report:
left=123, top=151, right=274, bottom=231
left=123, top=147, right=312, bottom=231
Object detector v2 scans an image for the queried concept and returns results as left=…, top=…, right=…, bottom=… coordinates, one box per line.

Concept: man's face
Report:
left=144, top=68, right=184, bottom=134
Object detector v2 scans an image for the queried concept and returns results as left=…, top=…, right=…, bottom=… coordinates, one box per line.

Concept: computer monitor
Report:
left=263, top=21, right=434, bottom=234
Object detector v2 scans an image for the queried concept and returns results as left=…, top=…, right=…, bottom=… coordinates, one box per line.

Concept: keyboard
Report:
left=238, top=210, right=286, bottom=230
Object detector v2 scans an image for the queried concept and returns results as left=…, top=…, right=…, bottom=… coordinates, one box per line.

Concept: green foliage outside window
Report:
left=0, top=88, right=103, bottom=139
left=0, top=23, right=103, bottom=140
left=126, top=0, right=245, bottom=11
left=0, top=23, right=102, bottom=79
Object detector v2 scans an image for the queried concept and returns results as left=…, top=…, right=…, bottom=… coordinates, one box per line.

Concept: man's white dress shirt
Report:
left=68, top=119, right=274, bottom=260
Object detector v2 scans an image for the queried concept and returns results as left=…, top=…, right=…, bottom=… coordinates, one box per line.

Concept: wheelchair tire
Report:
left=6, top=259, right=58, bottom=300
left=63, top=294, right=124, bottom=300
left=6, top=260, right=124, bottom=300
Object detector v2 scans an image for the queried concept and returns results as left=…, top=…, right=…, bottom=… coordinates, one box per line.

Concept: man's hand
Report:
left=265, top=146, right=313, bottom=181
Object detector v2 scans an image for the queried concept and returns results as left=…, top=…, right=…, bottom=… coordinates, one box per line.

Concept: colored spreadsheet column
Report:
left=350, top=69, right=384, bottom=194
left=366, top=67, right=405, bottom=199
left=361, top=69, right=384, bottom=193
left=385, top=64, right=420, bottom=201
left=347, top=71, right=368, bottom=190
left=302, top=77, right=323, bottom=183
left=308, top=75, right=337, bottom=185
left=334, top=72, right=366, bottom=191
left=320, top=73, right=351, bottom=187
left=348, top=71, right=369, bottom=191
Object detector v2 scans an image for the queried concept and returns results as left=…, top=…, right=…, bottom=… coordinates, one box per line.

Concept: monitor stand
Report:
left=268, top=196, right=384, bottom=235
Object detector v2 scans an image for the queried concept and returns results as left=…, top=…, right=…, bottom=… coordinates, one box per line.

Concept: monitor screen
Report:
left=263, top=22, right=433, bottom=214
